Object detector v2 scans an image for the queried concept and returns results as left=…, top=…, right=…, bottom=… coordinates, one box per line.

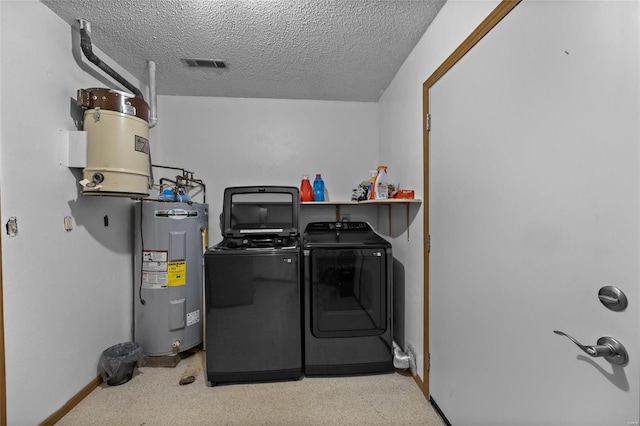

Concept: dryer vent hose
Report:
left=393, top=341, right=416, bottom=375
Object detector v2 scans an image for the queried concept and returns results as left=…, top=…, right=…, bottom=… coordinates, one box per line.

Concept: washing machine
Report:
left=204, top=186, right=303, bottom=385
left=303, top=221, right=393, bottom=376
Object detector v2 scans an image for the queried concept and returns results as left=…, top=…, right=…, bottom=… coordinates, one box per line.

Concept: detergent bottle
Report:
left=313, top=174, right=325, bottom=201
left=300, top=175, right=313, bottom=202
left=372, top=165, right=389, bottom=200
left=366, top=170, right=378, bottom=200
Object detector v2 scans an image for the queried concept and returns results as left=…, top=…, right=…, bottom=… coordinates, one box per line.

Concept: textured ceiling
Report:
left=41, top=0, right=446, bottom=102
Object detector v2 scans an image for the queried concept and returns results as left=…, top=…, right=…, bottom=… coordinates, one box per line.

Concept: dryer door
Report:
left=310, top=248, right=387, bottom=337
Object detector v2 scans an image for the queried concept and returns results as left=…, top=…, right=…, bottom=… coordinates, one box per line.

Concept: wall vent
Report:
left=183, top=58, right=227, bottom=68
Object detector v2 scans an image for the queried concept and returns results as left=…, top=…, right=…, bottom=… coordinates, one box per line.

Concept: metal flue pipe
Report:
left=78, top=19, right=144, bottom=100
left=148, top=60, right=158, bottom=128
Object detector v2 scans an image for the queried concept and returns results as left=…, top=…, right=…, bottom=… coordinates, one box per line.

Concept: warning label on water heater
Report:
left=187, top=310, right=200, bottom=326
left=143, top=250, right=167, bottom=263
left=142, top=251, right=187, bottom=288
left=167, top=261, right=186, bottom=287
left=135, top=135, right=150, bottom=154
left=142, top=250, right=169, bottom=289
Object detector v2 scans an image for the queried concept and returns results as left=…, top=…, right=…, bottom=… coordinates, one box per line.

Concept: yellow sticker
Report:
left=167, top=260, right=186, bottom=286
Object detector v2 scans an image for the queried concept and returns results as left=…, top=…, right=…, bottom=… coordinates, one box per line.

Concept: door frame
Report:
left=1, top=199, right=6, bottom=425
left=421, top=0, right=521, bottom=399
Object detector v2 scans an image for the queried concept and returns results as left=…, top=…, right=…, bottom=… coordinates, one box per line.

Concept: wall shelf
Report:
left=301, top=199, right=422, bottom=240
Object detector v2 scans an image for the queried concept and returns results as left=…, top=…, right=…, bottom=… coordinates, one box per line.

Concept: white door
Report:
left=428, top=1, right=640, bottom=425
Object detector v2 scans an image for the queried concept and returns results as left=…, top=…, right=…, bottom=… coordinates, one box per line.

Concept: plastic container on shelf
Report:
left=300, top=175, right=313, bottom=202
left=313, top=174, right=325, bottom=201
left=366, top=170, right=378, bottom=200
left=373, top=165, right=389, bottom=199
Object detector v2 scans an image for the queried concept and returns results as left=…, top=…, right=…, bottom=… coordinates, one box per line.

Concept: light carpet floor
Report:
left=57, top=350, right=446, bottom=426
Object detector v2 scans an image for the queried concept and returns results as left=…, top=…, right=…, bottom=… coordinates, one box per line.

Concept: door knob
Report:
left=554, top=330, right=629, bottom=365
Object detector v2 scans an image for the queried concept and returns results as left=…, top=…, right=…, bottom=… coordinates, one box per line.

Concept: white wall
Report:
left=379, top=0, right=501, bottom=379
left=0, top=2, right=142, bottom=424
left=153, top=96, right=380, bottom=243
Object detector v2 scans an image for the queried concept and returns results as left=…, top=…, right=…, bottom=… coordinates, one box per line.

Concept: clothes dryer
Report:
left=303, top=221, right=393, bottom=375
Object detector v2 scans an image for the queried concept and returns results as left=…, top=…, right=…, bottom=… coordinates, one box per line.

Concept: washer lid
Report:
left=221, top=186, right=300, bottom=239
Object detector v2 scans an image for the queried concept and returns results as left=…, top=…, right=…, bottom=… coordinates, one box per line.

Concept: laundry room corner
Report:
left=0, top=2, right=147, bottom=424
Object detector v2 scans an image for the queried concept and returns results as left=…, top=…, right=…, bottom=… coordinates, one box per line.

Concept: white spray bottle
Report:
left=373, top=165, right=389, bottom=200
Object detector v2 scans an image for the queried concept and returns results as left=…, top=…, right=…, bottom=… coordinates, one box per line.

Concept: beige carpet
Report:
left=58, top=351, right=445, bottom=426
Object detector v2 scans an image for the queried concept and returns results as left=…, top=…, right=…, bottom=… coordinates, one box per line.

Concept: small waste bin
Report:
left=99, top=342, right=143, bottom=386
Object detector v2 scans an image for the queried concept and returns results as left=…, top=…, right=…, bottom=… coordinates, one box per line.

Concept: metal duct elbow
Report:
left=78, top=19, right=145, bottom=100
left=393, top=341, right=416, bottom=375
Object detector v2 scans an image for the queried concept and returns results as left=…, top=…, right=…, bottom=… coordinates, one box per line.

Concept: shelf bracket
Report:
left=387, top=202, right=411, bottom=241
left=405, top=202, right=410, bottom=241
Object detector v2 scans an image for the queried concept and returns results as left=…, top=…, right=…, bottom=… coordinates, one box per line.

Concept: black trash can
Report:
left=99, top=342, right=143, bottom=386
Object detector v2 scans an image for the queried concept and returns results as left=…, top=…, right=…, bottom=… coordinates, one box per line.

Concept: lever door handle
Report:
left=554, top=330, right=628, bottom=365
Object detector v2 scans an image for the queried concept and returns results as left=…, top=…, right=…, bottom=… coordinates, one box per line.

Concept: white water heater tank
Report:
left=78, top=87, right=150, bottom=198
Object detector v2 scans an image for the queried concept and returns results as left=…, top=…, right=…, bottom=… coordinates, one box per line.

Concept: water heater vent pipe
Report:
left=78, top=19, right=145, bottom=100
left=148, top=60, right=158, bottom=128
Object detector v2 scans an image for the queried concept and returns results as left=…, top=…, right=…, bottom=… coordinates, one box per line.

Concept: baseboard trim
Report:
left=412, top=372, right=425, bottom=393
left=39, top=375, right=102, bottom=426
left=429, top=396, right=452, bottom=426
left=412, top=373, right=451, bottom=425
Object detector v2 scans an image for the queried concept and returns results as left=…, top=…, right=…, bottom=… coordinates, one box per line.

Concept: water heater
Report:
left=78, top=87, right=150, bottom=198
left=134, top=200, right=209, bottom=356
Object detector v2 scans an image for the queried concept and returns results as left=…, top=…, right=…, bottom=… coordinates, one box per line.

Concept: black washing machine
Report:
left=303, top=221, right=393, bottom=376
left=204, top=186, right=303, bottom=385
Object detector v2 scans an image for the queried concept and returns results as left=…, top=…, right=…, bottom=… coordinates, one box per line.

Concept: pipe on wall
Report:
left=78, top=19, right=145, bottom=100
left=148, top=60, right=158, bottom=128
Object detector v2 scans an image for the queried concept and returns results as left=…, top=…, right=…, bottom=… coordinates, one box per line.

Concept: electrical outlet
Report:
left=64, top=216, right=73, bottom=231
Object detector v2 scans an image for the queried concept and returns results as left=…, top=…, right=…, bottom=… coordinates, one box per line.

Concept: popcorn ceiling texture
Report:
left=42, top=0, right=445, bottom=101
